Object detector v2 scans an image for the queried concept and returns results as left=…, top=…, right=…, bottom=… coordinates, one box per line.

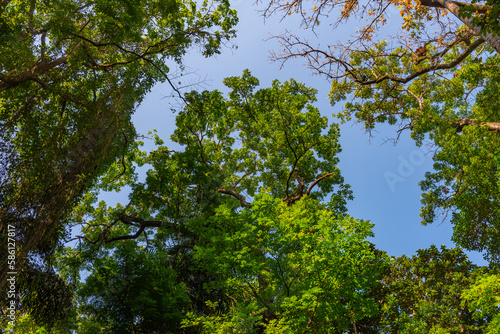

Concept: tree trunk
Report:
left=0, top=103, right=131, bottom=296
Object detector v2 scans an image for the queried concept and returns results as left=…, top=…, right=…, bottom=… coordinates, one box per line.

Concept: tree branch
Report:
left=217, top=187, right=253, bottom=207
left=420, top=0, right=500, bottom=53
left=455, top=118, right=500, bottom=132
left=284, top=171, right=306, bottom=205
left=420, top=0, right=491, bottom=13
left=102, top=214, right=176, bottom=243
left=73, top=33, right=191, bottom=105
left=231, top=168, right=256, bottom=190
left=358, top=37, right=485, bottom=85
left=0, top=56, right=68, bottom=92
left=306, top=173, right=334, bottom=196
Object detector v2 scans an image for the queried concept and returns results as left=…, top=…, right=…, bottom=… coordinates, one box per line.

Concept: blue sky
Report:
left=102, top=1, right=487, bottom=265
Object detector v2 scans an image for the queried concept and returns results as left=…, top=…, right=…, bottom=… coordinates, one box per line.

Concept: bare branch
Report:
left=232, top=168, right=257, bottom=190
left=357, top=37, right=485, bottom=85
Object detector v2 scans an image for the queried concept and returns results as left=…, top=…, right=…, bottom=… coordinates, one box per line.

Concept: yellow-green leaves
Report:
left=462, top=273, right=500, bottom=333
left=187, top=193, right=384, bottom=333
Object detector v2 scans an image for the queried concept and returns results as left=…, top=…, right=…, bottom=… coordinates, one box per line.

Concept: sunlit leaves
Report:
left=184, top=193, right=385, bottom=333
left=462, top=273, right=500, bottom=333
left=460, top=0, right=500, bottom=37
left=55, top=71, right=360, bottom=332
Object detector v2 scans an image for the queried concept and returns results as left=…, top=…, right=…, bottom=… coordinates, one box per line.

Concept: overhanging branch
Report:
left=0, top=56, right=68, bottom=92
left=284, top=172, right=335, bottom=206
left=102, top=214, right=176, bottom=243
left=358, top=37, right=485, bottom=85
left=420, top=0, right=500, bottom=53
left=420, top=0, right=491, bottom=13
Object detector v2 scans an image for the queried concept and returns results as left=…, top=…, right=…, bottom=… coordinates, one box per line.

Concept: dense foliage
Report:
left=53, top=71, right=360, bottom=332
left=2, top=0, right=500, bottom=333
left=0, top=0, right=237, bottom=323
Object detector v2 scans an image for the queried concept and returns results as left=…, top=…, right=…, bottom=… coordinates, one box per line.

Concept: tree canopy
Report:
left=1, top=70, right=365, bottom=332
left=2, top=0, right=500, bottom=333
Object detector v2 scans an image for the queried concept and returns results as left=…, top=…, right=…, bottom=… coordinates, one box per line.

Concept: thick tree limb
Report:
left=284, top=171, right=306, bottom=205
left=420, top=0, right=500, bottom=53
left=284, top=172, right=335, bottom=206
left=306, top=173, right=334, bottom=196
left=420, top=0, right=491, bottom=13
left=218, top=187, right=253, bottom=207
left=455, top=118, right=500, bottom=132
left=0, top=56, right=68, bottom=92
left=102, top=214, right=176, bottom=243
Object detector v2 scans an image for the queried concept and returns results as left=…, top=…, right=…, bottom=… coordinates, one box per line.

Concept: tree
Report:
left=0, top=0, right=237, bottom=309
left=261, top=0, right=500, bottom=51
left=45, top=71, right=386, bottom=333
left=74, top=241, right=190, bottom=334
left=260, top=0, right=500, bottom=263
left=182, top=193, right=386, bottom=333
left=67, top=70, right=352, bottom=246
left=379, top=245, right=486, bottom=333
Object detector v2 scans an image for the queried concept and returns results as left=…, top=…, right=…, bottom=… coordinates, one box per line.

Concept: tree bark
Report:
left=217, top=187, right=253, bottom=207
left=455, top=118, right=500, bottom=132
left=420, top=0, right=500, bottom=53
